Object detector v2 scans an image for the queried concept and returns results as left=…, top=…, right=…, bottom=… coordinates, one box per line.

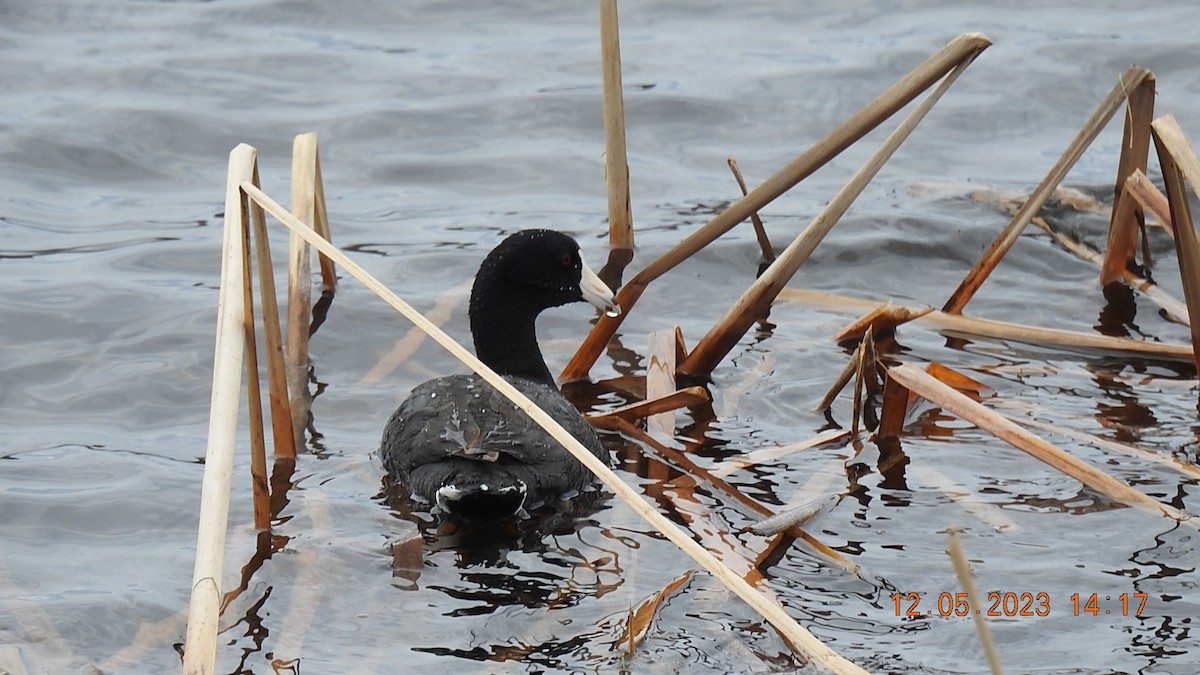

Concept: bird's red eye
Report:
left=560, top=253, right=573, bottom=267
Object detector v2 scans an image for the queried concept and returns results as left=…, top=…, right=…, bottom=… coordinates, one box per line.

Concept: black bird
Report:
left=380, top=229, right=618, bottom=521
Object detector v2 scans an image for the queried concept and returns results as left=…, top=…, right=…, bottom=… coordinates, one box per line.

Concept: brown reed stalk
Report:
left=247, top=170, right=299, bottom=464
left=1103, top=72, right=1156, bottom=278
left=560, top=32, right=992, bottom=382
left=183, top=144, right=257, bottom=675
left=926, top=360, right=990, bottom=394
left=588, top=386, right=710, bottom=429
left=946, top=528, right=1004, bottom=675
left=1023, top=203, right=1190, bottom=323
left=782, top=287, right=1195, bottom=362
left=1111, top=72, right=1156, bottom=212
left=680, top=52, right=982, bottom=377
left=877, top=369, right=912, bottom=438
left=727, top=156, right=776, bottom=263
left=833, top=302, right=933, bottom=343
left=1101, top=176, right=1146, bottom=284
left=242, top=181, right=869, bottom=672
left=1151, top=116, right=1200, bottom=374
left=887, top=363, right=1195, bottom=525
left=240, top=194, right=271, bottom=531
left=943, top=66, right=1154, bottom=313
left=598, top=0, right=634, bottom=287
left=817, top=343, right=861, bottom=413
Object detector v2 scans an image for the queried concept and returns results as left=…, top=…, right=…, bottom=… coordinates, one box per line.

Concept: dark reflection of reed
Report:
left=1126, top=521, right=1199, bottom=668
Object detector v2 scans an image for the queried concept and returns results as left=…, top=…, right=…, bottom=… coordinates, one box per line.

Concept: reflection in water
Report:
left=380, top=470, right=618, bottom=580
left=1096, top=281, right=1139, bottom=338
left=1126, top=523, right=1199, bottom=669
left=377, top=473, right=635, bottom=668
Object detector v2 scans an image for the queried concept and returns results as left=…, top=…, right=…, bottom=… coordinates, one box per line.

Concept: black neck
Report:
left=469, top=278, right=556, bottom=385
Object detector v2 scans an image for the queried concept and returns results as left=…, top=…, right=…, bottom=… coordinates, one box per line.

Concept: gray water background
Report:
left=3, top=1, right=1200, bottom=673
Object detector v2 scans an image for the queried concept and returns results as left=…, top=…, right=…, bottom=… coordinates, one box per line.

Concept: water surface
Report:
left=2, top=1, right=1200, bottom=673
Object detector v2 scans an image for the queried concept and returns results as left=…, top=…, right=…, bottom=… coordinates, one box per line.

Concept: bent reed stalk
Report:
left=943, top=66, right=1153, bottom=314
left=680, top=49, right=985, bottom=377
left=560, top=32, right=992, bottom=382
left=1151, top=115, right=1200, bottom=375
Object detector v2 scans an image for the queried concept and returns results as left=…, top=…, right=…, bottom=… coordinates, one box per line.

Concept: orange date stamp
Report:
left=891, top=591, right=1148, bottom=618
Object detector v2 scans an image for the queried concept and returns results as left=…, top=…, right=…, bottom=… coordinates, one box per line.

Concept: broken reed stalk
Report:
left=946, top=529, right=1004, bottom=675
left=1150, top=115, right=1200, bottom=376
left=1103, top=71, right=1156, bottom=278
left=727, top=156, right=776, bottom=262
left=598, top=0, right=634, bottom=285
left=832, top=302, right=933, bottom=343
left=560, top=32, right=992, bottom=382
left=886, top=363, right=1195, bottom=525
left=587, top=387, right=710, bottom=428
left=817, top=343, right=861, bottom=413
left=240, top=180, right=869, bottom=674
left=183, top=144, right=256, bottom=675
left=680, top=52, right=980, bottom=377
left=1124, top=169, right=1173, bottom=236
left=943, top=66, right=1154, bottom=314
left=782, top=287, right=1195, bottom=362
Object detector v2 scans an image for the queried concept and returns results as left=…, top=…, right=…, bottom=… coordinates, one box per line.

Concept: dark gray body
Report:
left=380, top=373, right=606, bottom=513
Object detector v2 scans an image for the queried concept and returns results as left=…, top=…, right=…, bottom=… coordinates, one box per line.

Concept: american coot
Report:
left=380, top=230, right=617, bottom=521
